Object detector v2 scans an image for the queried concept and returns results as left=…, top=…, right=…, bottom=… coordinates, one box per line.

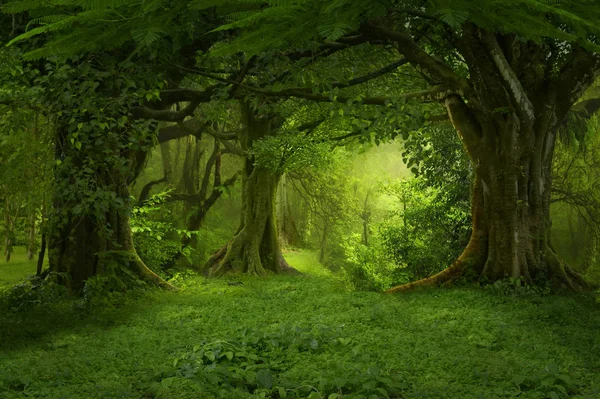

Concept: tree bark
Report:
left=276, top=174, right=300, bottom=247
left=48, top=125, right=174, bottom=292
left=3, top=198, right=15, bottom=263
left=207, top=104, right=288, bottom=276
left=382, top=27, right=600, bottom=293
left=36, top=232, right=46, bottom=276
left=27, top=212, right=36, bottom=261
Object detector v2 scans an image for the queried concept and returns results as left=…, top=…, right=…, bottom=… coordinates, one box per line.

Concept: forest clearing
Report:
left=2, top=1, right=600, bottom=398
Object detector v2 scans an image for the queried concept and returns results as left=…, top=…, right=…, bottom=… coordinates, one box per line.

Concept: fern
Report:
left=131, top=26, right=165, bottom=48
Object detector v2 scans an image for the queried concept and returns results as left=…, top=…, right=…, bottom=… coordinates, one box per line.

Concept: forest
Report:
left=1, top=0, right=600, bottom=398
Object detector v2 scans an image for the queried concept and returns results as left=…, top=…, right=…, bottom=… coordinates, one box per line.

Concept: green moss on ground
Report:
left=0, top=251, right=599, bottom=398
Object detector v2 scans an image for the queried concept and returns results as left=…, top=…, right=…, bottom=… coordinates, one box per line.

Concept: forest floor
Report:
left=0, top=250, right=599, bottom=398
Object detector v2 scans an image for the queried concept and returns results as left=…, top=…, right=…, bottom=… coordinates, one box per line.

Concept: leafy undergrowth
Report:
left=0, top=252, right=599, bottom=398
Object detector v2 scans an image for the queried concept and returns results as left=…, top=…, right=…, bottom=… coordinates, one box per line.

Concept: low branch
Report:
left=281, top=58, right=410, bottom=95
left=168, top=63, right=241, bottom=86
left=365, top=22, right=471, bottom=95
left=132, top=98, right=202, bottom=122
left=204, top=129, right=243, bottom=155
left=158, top=119, right=207, bottom=143
left=571, top=97, right=600, bottom=118
left=137, top=177, right=167, bottom=206
left=556, top=48, right=600, bottom=118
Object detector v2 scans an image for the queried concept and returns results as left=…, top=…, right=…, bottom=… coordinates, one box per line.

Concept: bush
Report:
left=379, top=178, right=470, bottom=281
left=0, top=273, right=68, bottom=312
left=132, top=190, right=197, bottom=276
left=341, top=234, right=410, bottom=291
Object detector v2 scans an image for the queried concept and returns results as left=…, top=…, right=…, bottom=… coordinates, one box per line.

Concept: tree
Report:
left=204, top=103, right=287, bottom=275
left=0, top=0, right=225, bottom=290
left=202, top=0, right=600, bottom=290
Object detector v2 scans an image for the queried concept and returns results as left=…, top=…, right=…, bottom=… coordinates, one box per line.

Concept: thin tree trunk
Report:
left=36, top=233, right=46, bottom=276
left=27, top=212, right=36, bottom=261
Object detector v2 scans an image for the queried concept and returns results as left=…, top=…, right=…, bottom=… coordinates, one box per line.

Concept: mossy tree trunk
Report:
left=48, top=125, right=172, bottom=292
left=276, top=174, right=300, bottom=247
left=385, top=28, right=600, bottom=292
left=206, top=104, right=287, bottom=276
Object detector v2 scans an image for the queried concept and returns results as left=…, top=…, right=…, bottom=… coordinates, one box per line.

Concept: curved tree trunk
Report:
left=388, top=99, right=591, bottom=293
left=206, top=103, right=288, bottom=276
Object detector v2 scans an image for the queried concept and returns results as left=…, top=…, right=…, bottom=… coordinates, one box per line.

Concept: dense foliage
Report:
left=1, top=1, right=600, bottom=397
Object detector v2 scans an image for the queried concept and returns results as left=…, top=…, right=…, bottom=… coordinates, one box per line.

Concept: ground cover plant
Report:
left=1, top=253, right=600, bottom=399
left=2, top=1, right=600, bottom=399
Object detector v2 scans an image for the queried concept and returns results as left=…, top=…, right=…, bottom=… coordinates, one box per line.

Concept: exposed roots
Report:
left=385, top=244, right=593, bottom=294
left=386, top=219, right=488, bottom=294
left=205, top=235, right=296, bottom=277
left=544, top=245, right=593, bottom=291
left=385, top=258, right=466, bottom=294
left=126, top=251, right=177, bottom=291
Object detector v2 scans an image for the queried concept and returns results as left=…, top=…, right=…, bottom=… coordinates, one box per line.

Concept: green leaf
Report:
left=256, top=369, right=274, bottom=389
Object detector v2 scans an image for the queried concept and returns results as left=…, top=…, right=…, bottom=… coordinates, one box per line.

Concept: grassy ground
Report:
left=0, top=246, right=40, bottom=289
left=0, top=250, right=599, bottom=398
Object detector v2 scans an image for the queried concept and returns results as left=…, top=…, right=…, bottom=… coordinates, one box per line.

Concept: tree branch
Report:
left=244, top=84, right=453, bottom=105
left=158, top=119, right=207, bottom=143
left=199, top=141, right=220, bottom=200
left=132, top=98, right=203, bottom=122
left=555, top=48, right=600, bottom=118
left=480, top=31, right=535, bottom=128
left=137, top=177, right=167, bottom=206
left=571, top=97, right=600, bottom=118
left=364, top=22, right=471, bottom=95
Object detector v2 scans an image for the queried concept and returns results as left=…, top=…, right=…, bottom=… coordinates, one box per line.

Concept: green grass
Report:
left=283, top=249, right=333, bottom=276
left=0, top=251, right=599, bottom=398
left=0, top=246, right=39, bottom=289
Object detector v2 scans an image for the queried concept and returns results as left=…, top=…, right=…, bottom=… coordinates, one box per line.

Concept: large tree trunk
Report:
left=206, top=104, right=289, bottom=276
left=389, top=115, right=590, bottom=292
left=207, top=167, right=283, bottom=276
left=48, top=126, right=173, bottom=292
left=384, top=26, right=600, bottom=293
left=49, top=176, right=173, bottom=291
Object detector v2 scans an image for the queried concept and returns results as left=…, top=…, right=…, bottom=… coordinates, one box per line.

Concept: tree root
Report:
left=204, top=242, right=296, bottom=277
left=112, top=250, right=177, bottom=291
left=279, top=253, right=301, bottom=275
left=385, top=245, right=595, bottom=294
left=385, top=262, right=464, bottom=294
